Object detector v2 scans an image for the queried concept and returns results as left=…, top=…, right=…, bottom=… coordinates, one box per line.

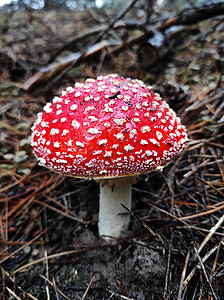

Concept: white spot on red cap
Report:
left=71, top=120, right=80, bottom=129
left=105, top=105, right=113, bottom=113
left=156, top=112, right=162, bottom=118
left=76, top=141, right=84, bottom=148
left=75, top=91, right=81, bottom=97
left=38, top=157, right=46, bottom=165
left=54, top=142, right=60, bottom=148
left=66, top=87, right=74, bottom=93
left=110, top=88, right=117, bottom=93
left=104, top=151, right=112, bottom=157
left=66, top=140, right=72, bottom=147
left=106, top=100, right=114, bottom=106
left=114, top=118, right=126, bottom=126
left=75, top=82, right=84, bottom=88
left=114, top=133, right=124, bottom=140
left=88, top=116, right=98, bottom=122
left=87, top=128, right=100, bottom=135
left=122, top=106, right=128, bottom=111
left=85, top=106, right=95, bottom=113
left=53, top=96, right=60, bottom=103
left=93, top=150, right=102, bottom=155
left=141, top=126, right=151, bottom=133
left=41, top=121, right=49, bottom=127
left=112, top=144, right=119, bottom=149
left=152, top=150, right=158, bottom=156
left=124, top=145, right=134, bottom=152
left=97, top=87, right=103, bottom=92
left=140, top=139, right=148, bottom=145
left=146, top=150, right=152, bottom=156
left=150, top=139, right=160, bottom=146
left=56, top=159, right=68, bottom=164
left=99, top=170, right=108, bottom=175
left=44, top=103, right=52, bottom=113
left=70, top=104, right=77, bottom=111
left=98, top=139, right=107, bottom=145
left=86, top=78, right=95, bottom=83
left=62, top=129, right=69, bottom=136
left=133, top=118, right=140, bottom=122
left=50, top=128, right=59, bottom=135
left=156, top=131, right=163, bottom=140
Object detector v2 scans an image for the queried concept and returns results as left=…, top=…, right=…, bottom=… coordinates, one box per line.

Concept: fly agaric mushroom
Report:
left=31, top=74, right=188, bottom=239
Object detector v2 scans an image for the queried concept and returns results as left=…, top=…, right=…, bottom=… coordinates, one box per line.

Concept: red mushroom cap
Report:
left=31, top=74, right=188, bottom=179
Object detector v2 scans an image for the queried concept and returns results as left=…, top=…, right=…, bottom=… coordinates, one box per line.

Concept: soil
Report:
left=3, top=177, right=168, bottom=299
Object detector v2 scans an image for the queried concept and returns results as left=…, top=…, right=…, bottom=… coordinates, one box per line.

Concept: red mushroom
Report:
left=31, top=74, right=188, bottom=239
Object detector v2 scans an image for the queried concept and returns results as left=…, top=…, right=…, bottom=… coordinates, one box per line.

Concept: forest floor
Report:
left=0, top=3, right=224, bottom=299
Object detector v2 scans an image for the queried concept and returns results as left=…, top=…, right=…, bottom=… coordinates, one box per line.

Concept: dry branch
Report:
left=22, top=40, right=118, bottom=92
left=22, top=1, right=224, bottom=92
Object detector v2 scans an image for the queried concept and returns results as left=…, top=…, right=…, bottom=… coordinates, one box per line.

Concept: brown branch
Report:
left=22, top=1, right=224, bottom=92
left=159, top=2, right=224, bottom=30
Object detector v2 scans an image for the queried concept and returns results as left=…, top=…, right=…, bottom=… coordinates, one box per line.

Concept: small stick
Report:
left=4, top=271, right=38, bottom=300
left=52, top=278, right=60, bottom=300
left=210, top=239, right=222, bottom=279
left=40, top=274, right=71, bottom=300
left=13, top=248, right=87, bottom=274
left=107, top=289, right=136, bottom=300
left=0, top=228, right=47, bottom=265
left=182, top=245, right=218, bottom=291
left=121, top=204, right=156, bottom=237
left=44, top=250, right=50, bottom=300
left=177, top=251, right=190, bottom=300
left=195, top=213, right=224, bottom=257
left=163, top=237, right=173, bottom=298
left=193, top=246, right=218, bottom=299
left=6, top=287, right=21, bottom=300
left=33, top=199, right=86, bottom=224
left=81, top=274, right=96, bottom=300
left=12, top=244, right=114, bottom=275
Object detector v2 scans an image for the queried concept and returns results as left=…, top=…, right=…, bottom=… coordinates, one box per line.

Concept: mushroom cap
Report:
left=31, top=74, right=188, bottom=179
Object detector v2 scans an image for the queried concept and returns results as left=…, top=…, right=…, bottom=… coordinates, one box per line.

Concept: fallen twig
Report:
left=40, top=274, right=71, bottom=300
left=81, top=274, right=96, bottom=300
left=22, top=2, right=224, bottom=92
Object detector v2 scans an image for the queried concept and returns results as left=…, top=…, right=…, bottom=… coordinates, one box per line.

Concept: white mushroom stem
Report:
left=98, top=181, right=132, bottom=239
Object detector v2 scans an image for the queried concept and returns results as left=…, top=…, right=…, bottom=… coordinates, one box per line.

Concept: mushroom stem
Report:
left=98, top=181, right=132, bottom=239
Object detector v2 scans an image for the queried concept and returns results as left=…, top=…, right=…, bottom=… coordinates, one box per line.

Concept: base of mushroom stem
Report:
left=98, top=180, right=132, bottom=240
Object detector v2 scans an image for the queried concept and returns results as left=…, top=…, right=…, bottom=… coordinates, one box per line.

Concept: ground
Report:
left=0, top=2, right=224, bottom=299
